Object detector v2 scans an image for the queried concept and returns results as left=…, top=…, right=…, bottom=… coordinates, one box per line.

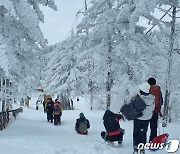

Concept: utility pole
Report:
left=78, top=0, right=88, bottom=16
left=77, top=0, right=94, bottom=110
left=163, top=5, right=177, bottom=127
left=78, top=0, right=94, bottom=110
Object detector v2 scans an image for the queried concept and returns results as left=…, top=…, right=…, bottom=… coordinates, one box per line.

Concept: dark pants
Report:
left=54, top=114, right=61, bottom=125
left=101, top=131, right=123, bottom=143
left=149, top=113, right=158, bottom=142
left=133, top=119, right=149, bottom=147
left=47, top=111, right=53, bottom=122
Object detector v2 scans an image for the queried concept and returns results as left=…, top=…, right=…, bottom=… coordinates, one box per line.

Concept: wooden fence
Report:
left=0, top=107, right=23, bottom=130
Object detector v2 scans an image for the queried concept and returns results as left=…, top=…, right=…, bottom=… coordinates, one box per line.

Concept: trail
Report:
left=0, top=97, right=179, bottom=154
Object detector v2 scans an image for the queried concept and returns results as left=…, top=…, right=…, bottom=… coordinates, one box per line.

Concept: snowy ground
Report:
left=0, top=97, right=180, bottom=154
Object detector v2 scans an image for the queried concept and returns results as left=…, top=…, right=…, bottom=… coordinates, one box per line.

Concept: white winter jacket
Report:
left=137, top=94, right=155, bottom=120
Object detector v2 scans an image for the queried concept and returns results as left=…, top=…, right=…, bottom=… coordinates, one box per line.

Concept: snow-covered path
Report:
left=0, top=98, right=179, bottom=154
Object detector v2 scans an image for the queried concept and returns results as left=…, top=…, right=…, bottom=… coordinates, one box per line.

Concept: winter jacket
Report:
left=103, top=110, right=123, bottom=135
left=75, top=117, right=90, bottom=133
left=46, top=101, right=54, bottom=114
left=149, top=85, right=163, bottom=114
left=53, top=102, right=62, bottom=115
left=43, top=101, right=47, bottom=109
left=137, top=94, right=155, bottom=120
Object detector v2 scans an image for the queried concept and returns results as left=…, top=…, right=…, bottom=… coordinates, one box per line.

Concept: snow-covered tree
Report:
left=42, top=0, right=180, bottom=123
left=0, top=0, right=57, bottom=98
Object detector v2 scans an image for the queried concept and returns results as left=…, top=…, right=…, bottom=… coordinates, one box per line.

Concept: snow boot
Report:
left=140, top=149, right=145, bottom=154
left=118, top=141, right=123, bottom=147
left=107, top=141, right=114, bottom=146
left=133, top=149, right=138, bottom=154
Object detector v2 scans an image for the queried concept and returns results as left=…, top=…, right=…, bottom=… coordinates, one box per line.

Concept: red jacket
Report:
left=149, top=85, right=163, bottom=114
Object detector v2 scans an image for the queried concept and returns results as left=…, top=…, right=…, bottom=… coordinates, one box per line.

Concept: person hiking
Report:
left=75, top=113, right=90, bottom=135
left=46, top=98, right=54, bottom=123
left=101, top=110, right=124, bottom=146
left=53, top=98, right=62, bottom=125
left=148, top=77, right=163, bottom=142
left=132, top=82, right=155, bottom=154
left=36, top=101, right=39, bottom=110
left=43, top=99, right=47, bottom=113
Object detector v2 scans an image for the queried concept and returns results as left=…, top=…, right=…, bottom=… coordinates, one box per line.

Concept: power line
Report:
left=66, top=13, right=79, bottom=38
left=145, top=7, right=173, bottom=35
left=66, top=0, right=90, bottom=38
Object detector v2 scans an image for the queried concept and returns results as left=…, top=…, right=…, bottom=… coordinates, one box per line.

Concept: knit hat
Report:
left=105, top=110, right=111, bottom=114
left=148, top=77, right=156, bottom=85
left=139, top=82, right=150, bottom=94
left=79, top=112, right=85, bottom=118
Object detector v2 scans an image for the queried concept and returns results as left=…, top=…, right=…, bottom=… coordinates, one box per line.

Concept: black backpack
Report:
left=120, top=95, right=146, bottom=120
left=103, top=111, right=120, bottom=132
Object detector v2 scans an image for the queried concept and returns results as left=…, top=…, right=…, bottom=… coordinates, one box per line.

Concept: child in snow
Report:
left=101, top=110, right=125, bottom=146
left=75, top=113, right=90, bottom=135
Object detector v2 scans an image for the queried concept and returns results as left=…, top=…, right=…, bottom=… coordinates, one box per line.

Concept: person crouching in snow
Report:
left=53, top=99, right=62, bottom=125
left=101, top=110, right=125, bottom=146
left=75, top=113, right=90, bottom=135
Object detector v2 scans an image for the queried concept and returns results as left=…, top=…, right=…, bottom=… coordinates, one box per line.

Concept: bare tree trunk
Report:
left=106, top=33, right=113, bottom=110
left=163, top=5, right=176, bottom=126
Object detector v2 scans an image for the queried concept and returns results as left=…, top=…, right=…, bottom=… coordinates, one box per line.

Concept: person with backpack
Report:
left=46, top=98, right=54, bottom=123
left=75, top=113, right=90, bottom=135
left=101, top=110, right=124, bottom=146
left=53, top=99, right=62, bottom=125
left=147, top=77, right=163, bottom=142
left=132, top=82, right=155, bottom=154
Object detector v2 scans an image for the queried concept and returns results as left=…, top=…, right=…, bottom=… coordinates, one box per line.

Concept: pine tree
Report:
left=0, top=0, right=57, bottom=97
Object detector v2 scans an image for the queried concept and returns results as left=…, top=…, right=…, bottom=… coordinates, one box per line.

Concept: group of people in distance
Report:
left=43, top=98, right=63, bottom=125
left=76, top=77, right=163, bottom=154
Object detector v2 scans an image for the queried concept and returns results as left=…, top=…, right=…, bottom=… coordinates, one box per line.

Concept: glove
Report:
left=121, top=114, right=125, bottom=121
left=118, top=113, right=125, bottom=121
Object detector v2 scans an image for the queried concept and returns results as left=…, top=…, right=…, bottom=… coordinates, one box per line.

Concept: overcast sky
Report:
left=40, top=0, right=86, bottom=45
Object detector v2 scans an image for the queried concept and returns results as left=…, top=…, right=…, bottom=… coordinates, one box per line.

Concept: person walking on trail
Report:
left=132, top=82, right=155, bottom=154
left=53, top=99, right=62, bottom=125
left=46, top=98, right=54, bottom=123
left=75, top=113, right=90, bottom=135
left=148, top=77, right=163, bottom=142
left=43, top=100, right=47, bottom=113
left=36, top=101, right=39, bottom=110
left=101, top=110, right=125, bottom=146
left=20, top=98, right=24, bottom=106
left=70, top=99, right=74, bottom=110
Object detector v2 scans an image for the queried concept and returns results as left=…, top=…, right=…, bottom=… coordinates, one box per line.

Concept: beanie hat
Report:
left=105, top=109, right=111, bottom=114
left=148, top=77, right=156, bottom=85
left=79, top=112, right=85, bottom=118
left=139, top=82, right=150, bottom=94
